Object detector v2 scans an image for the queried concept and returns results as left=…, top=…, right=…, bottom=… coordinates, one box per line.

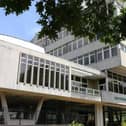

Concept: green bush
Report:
left=70, top=121, right=84, bottom=126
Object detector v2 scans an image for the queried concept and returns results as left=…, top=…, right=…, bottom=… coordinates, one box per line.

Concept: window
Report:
left=97, top=49, right=102, bottom=62
left=109, top=81, right=113, bottom=92
left=50, top=62, right=55, bottom=88
left=90, top=51, right=96, bottom=64
left=82, top=78, right=87, bottom=87
left=56, top=64, right=60, bottom=89
left=65, top=75, right=69, bottom=90
left=20, top=63, right=26, bottom=83
left=73, top=41, right=77, bottom=50
left=78, top=39, right=83, bottom=48
left=33, top=57, right=39, bottom=85
left=63, top=45, right=67, bottom=54
left=19, top=53, right=69, bottom=91
left=61, top=74, right=64, bottom=89
left=76, top=76, right=81, bottom=82
left=26, top=55, right=33, bottom=84
left=84, top=54, right=89, bottom=65
left=84, top=37, right=89, bottom=45
left=45, top=60, right=50, bottom=87
left=54, top=49, right=57, bottom=56
left=111, top=46, right=117, bottom=57
left=39, top=67, right=43, bottom=86
left=58, top=48, right=62, bottom=56
left=78, top=56, right=83, bottom=65
left=104, top=47, right=110, bottom=59
left=99, top=79, right=105, bottom=90
left=68, top=43, right=72, bottom=52
left=39, top=59, right=44, bottom=86
left=50, top=51, right=53, bottom=55
left=19, top=54, right=27, bottom=83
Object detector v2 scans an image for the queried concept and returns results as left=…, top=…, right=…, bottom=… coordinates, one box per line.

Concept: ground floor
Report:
left=0, top=93, right=126, bottom=126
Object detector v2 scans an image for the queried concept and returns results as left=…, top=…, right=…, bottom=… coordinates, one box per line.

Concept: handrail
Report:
left=71, top=81, right=100, bottom=96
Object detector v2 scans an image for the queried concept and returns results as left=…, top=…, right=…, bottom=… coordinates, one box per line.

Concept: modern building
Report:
left=33, top=29, right=126, bottom=126
left=0, top=34, right=110, bottom=126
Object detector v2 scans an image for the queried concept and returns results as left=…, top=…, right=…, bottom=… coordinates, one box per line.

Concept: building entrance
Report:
left=104, top=106, right=126, bottom=126
left=38, top=100, right=95, bottom=126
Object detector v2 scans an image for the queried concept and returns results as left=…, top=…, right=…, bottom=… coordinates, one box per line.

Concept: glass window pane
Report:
left=68, top=43, right=72, bottom=52
left=109, top=82, right=113, bottom=92
left=97, top=49, right=102, bottom=62
left=78, top=39, right=83, bottom=48
left=58, top=48, right=62, bottom=56
left=26, top=65, right=32, bottom=84
left=33, top=66, right=38, bottom=85
left=114, top=84, right=118, bottom=93
left=65, top=75, right=69, bottom=90
left=39, top=68, right=43, bottom=86
left=111, top=46, right=117, bottom=57
left=119, top=84, right=123, bottom=93
left=45, top=69, right=49, bottom=87
left=20, top=63, right=26, bottom=83
left=90, top=52, right=96, bottom=64
left=78, top=57, right=83, bottom=65
left=50, top=71, right=54, bottom=88
left=73, top=42, right=77, bottom=50
left=61, top=74, right=64, bottom=89
left=84, top=54, right=89, bottom=65
left=56, top=72, right=59, bottom=89
left=104, top=47, right=110, bottom=59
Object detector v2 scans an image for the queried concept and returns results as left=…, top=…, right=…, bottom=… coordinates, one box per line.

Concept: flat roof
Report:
left=0, top=34, right=45, bottom=54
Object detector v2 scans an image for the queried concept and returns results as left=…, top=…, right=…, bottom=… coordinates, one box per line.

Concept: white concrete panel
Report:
left=102, top=91, right=126, bottom=105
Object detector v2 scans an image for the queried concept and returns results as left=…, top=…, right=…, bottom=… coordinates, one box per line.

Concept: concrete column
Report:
left=95, top=104, right=104, bottom=126
left=105, top=70, right=109, bottom=91
left=1, top=94, right=10, bottom=125
left=69, top=66, right=71, bottom=92
left=33, top=97, right=44, bottom=124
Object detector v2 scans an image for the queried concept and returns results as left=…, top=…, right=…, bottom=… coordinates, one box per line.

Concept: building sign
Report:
left=115, top=97, right=126, bottom=102
left=102, top=91, right=126, bottom=105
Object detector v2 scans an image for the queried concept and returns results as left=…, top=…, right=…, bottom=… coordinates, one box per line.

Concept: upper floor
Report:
left=0, top=34, right=104, bottom=104
left=1, top=34, right=126, bottom=106
left=33, top=29, right=126, bottom=72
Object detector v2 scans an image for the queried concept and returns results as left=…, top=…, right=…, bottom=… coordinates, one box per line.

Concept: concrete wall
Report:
left=102, top=91, right=126, bottom=106
left=89, top=55, right=121, bottom=70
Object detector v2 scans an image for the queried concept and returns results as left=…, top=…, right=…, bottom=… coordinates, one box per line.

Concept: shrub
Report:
left=70, top=121, right=84, bottom=126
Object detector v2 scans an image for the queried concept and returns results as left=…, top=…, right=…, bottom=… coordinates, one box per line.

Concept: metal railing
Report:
left=71, top=81, right=100, bottom=96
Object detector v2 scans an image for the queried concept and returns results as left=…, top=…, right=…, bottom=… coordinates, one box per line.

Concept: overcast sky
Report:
left=0, top=3, right=41, bottom=41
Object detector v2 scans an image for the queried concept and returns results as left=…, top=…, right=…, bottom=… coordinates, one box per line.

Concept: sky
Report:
left=0, top=3, right=41, bottom=41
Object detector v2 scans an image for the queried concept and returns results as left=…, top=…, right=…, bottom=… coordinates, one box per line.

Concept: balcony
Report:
left=71, top=81, right=101, bottom=102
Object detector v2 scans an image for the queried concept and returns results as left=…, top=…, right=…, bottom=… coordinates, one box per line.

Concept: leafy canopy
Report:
left=0, top=0, right=126, bottom=44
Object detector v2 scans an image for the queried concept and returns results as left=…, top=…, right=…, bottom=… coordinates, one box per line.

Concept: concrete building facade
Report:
left=0, top=34, right=109, bottom=126
left=33, top=29, right=126, bottom=126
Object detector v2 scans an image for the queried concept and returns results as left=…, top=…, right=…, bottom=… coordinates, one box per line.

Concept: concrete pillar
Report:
left=1, top=94, right=10, bottom=125
left=33, top=97, right=44, bottom=124
left=95, top=104, right=104, bottom=126
left=69, top=67, right=71, bottom=92
left=105, top=70, right=109, bottom=91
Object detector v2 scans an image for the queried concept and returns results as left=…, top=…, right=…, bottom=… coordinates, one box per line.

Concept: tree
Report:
left=0, top=0, right=126, bottom=44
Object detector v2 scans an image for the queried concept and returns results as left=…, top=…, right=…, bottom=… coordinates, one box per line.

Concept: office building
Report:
left=0, top=34, right=109, bottom=126
left=33, top=29, right=126, bottom=126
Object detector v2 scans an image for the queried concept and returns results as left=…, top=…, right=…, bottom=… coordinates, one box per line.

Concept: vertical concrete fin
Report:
left=33, top=97, right=44, bottom=124
left=95, top=104, right=103, bottom=126
left=1, top=94, right=10, bottom=125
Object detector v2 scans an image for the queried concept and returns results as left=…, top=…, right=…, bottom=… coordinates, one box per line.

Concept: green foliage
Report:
left=0, top=0, right=126, bottom=44
left=70, top=121, right=84, bottom=126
